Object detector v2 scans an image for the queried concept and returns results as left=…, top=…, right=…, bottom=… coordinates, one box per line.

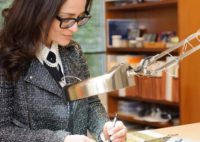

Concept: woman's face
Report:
left=46, top=0, right=86, bottom=46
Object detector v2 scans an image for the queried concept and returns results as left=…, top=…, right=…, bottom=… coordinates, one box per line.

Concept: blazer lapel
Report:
left=24, top=58, right=63, bottom=98
left=59, top=46, right=80, bottom=85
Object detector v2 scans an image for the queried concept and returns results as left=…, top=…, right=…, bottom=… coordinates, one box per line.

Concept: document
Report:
left=127, top=130, right=196, bottom=142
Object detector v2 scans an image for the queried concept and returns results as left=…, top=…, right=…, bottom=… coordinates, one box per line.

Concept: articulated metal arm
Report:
left=133, top=30, right=200, bottom=76
left=65, top=30, right=200, bottom=101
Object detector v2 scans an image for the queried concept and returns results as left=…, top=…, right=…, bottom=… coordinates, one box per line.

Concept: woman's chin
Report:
left=58, top=40, right=71, bottom=47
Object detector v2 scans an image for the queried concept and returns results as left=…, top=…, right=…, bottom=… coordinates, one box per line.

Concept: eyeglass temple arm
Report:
left=85, top=0, right=93, bottom=13
left=130, top=30, right=200, bottom=76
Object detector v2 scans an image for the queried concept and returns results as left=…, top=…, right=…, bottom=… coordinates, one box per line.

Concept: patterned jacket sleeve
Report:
left=0, top=72, right=70, bottom=142
left=72, top=41, right=110, bottom=141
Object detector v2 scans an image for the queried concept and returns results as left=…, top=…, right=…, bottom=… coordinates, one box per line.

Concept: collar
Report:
left=36, top=43, right=66, bottom=87
left=36, top=43, right=59, bottom=64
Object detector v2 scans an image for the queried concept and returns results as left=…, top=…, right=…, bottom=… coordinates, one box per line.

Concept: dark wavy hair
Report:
left=0, top=0, right=92, bottom=80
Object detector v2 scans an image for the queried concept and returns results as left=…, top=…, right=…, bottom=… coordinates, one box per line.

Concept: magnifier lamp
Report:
left=64, top=30, right=200, bottom=101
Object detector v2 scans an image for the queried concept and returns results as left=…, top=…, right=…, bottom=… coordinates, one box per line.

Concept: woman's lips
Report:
left=63, top=35, right=72, bottom=39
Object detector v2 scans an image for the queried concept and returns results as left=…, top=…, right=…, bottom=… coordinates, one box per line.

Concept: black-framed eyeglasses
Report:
left=56, top=12, right=92, bottom=29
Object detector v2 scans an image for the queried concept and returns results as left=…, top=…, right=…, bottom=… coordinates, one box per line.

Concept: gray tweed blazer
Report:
left=0, top=41, right=108, bottom=142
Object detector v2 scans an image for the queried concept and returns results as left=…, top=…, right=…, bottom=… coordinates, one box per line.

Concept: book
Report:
left=107, top=19, right=138, bottom=46
left=165, top=56, right=179, bottom=102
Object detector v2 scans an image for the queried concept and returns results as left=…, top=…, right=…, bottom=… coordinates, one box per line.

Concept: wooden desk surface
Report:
left=154, top=123, right=200, bottom=141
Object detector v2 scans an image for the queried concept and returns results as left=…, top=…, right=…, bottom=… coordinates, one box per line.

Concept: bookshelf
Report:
left=107, top=47, right=179, bottom=55
left=179, top=0, right=200, bottom=124
left=108, top=93, right=179, bottom=107
left=109, top=113, right=173, bottom=128
left=105, top=0, right=179, bottom=128
left=106, top=0, right=177, bottom=11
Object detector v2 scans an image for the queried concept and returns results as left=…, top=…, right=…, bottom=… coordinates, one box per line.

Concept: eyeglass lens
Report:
left=60, top=16, right=91, bottom=29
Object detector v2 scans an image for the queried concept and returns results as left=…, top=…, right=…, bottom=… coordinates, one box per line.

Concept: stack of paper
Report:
left=127, top=130, right=195, bottom=142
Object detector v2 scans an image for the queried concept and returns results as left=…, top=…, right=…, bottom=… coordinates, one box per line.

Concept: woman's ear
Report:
left=2, top=8, right=10, bottom=18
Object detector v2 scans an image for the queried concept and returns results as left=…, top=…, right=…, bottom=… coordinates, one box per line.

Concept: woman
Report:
left=0, top=0, right=127, bottom=142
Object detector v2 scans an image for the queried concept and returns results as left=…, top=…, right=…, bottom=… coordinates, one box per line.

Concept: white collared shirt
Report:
left=36, top=43, right=66, bottom=87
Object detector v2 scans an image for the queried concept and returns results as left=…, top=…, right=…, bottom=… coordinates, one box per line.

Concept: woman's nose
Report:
left=68, top=22, right=78, bottom=33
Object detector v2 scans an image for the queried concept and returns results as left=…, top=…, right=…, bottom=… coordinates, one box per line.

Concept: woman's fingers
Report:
left=103, top=121, right=127, bottom=142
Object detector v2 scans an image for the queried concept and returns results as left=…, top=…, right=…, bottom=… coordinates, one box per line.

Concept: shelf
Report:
left=105, top=0, right=181, bottom=127
left=106, top=0, right=177, bottom=11
left=107, top=47, right=179, bottom=55
left=109, top=93, right=179, bottom=107
left=109, top=113, right=173, bottom=128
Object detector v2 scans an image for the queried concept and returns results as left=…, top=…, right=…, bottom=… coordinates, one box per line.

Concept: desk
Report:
left=154, top=123, right=200, bottom=141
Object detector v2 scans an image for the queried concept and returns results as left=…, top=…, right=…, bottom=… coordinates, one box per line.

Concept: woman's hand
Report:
left=103, top=121, right=127, bottom=142
left=64, top=135, right=96, bottom=142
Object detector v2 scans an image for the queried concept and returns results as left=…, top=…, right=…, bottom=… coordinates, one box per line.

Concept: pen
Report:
left=108, top=113, right=118, bottom=142
left=112, top=113, right=118, bottom=127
